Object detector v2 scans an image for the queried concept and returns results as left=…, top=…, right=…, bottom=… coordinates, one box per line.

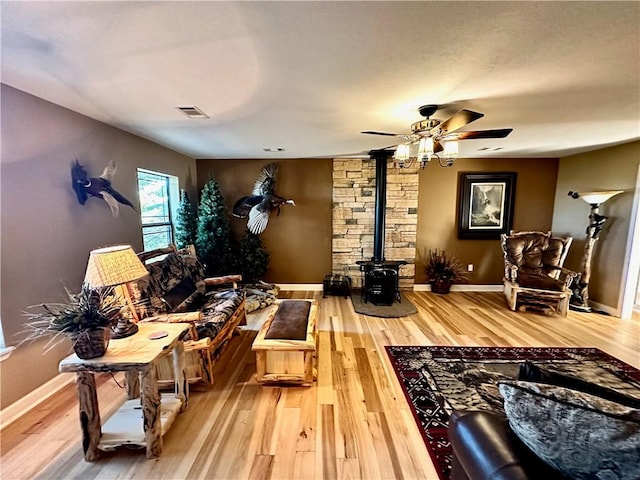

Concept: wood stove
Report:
left=357, top=150, right=406, bottom=305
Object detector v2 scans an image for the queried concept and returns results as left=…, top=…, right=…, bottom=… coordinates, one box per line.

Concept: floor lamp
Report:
left=83, top=245, right=149, bottom=338
left=568, top=190, right=623, bottom=312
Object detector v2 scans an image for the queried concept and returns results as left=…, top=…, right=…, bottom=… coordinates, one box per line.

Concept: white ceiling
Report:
left=2, top=1, right=639, bottom=160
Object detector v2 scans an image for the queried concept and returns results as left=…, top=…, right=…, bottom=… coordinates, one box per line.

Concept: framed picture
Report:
left=458, top=172, right=517, bottom=239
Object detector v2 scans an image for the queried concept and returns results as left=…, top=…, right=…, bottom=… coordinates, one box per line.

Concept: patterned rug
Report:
left=385, top=346, right=640, bottom=480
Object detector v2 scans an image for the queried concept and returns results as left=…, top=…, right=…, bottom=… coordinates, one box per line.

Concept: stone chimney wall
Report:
left=332, top=158, right=418, bottom=289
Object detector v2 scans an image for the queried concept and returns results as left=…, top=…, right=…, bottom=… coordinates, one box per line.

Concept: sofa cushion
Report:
left=132, top=252, right=206, bottom=316
left=518, top=361, right=640, bottom=408
left=162, top=277, right=199, bottom=312
left=504, top=232, right=569, bottom=271
left=516, top=272, right=565, bottom=291
left=499, top=381, right=640, bottom=480
left=194, top=289, right=245, bottom=340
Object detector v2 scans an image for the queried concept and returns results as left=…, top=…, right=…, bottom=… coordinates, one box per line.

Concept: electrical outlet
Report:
left=467, top=264, right=474, bottom=272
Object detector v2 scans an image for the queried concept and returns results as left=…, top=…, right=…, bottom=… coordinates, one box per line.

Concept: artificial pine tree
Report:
left=175, top=190, right=198, bottom=250
left=238, top=230, right=270, bottom=283
left=195, top=176, right=235, bottom=275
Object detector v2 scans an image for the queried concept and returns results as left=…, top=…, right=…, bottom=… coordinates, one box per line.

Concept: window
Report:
left=0, top=317, right=15, bottom=361
left=137, top=169, right=179, bottom=251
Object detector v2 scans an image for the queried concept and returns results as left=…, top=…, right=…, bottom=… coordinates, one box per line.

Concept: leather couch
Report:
left=448, top=410, right=568, bottom=480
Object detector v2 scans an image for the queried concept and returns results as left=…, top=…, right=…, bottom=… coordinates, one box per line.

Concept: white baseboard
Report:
left=277, top=283, right=504, bottom=292
left=0, top=373, right=74, bottom=430
left=413, top=284, right=503, bottom=292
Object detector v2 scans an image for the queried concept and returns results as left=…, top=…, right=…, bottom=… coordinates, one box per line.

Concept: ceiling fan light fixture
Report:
left=363, top=103, right=513, bottom=168
left=394, top=143, right=412, bottom=168
left=417, top=136, right=434, bottom=158
left=443, top=140, right=459, bottom=159
left=394, top=143, right=411, bottom=161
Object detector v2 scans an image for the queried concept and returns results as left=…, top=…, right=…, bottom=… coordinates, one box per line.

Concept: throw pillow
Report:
left=499, top=381, right=640, bottom=480
left=518, top=361, right=640, bottom=408
left=162, top=277, right=198, bottom=312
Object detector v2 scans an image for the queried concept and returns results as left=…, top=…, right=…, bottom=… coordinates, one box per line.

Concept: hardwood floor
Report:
left=1, top=291, right=638, bottom=479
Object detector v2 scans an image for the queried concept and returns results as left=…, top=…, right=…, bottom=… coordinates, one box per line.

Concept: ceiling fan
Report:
left=361, top=104, right=513, bottom=167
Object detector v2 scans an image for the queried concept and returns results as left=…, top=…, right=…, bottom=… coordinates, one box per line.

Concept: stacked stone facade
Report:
left=332, top=158, right=419, bottom=289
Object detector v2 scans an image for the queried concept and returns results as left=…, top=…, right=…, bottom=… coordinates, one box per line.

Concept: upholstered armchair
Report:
left=501, top=231, right=578, bottom=316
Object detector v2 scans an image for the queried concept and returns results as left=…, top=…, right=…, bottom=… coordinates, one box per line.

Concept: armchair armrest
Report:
left=141, top=311, right=202, bottom=341
left=504, top=260, right=519, bottom=282
left=204, top=274, right=243, bottom=289
left=547, top=266, right=579, bottom=287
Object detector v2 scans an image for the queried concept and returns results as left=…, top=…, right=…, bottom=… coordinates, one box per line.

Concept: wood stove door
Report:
left=364, top=268, right=398, bottom=306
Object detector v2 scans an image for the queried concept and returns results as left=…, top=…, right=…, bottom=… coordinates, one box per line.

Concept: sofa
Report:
left=449, top=410, right=568, bottom=480
left=449, top=362, right=640, bottom=480
left=132, top=245, right=246, bottom=386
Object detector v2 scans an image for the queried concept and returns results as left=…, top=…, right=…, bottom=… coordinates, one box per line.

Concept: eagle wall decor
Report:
left=232, top=162, right=295, bottom=234
left=71, top=159, right=136, bottom=217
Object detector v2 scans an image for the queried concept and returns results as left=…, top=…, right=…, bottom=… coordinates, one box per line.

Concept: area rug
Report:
left=385, top=345, right=640, bottom=480
left=350, top=290, right=417, bottom=317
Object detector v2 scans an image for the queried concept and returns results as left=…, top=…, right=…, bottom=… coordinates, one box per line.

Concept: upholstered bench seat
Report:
left=252, top=299, right=318, bottom=386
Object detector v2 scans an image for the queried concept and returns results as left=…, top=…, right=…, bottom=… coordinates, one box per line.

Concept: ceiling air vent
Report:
left=176, top=106, right=209, bottom=119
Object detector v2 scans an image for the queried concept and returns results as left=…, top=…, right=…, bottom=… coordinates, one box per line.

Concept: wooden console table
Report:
left=59, top=323, right=189, bottom=461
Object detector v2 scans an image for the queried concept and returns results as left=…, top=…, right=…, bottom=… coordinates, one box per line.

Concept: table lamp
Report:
left=567, top=190, right=623, bottom=312
left=84, top=244, right=149, bottom=338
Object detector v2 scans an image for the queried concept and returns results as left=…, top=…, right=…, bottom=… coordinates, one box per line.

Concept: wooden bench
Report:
left=252, top=299, right=318, bottom=386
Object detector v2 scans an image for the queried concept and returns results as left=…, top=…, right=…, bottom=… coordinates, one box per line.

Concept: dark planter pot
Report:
left=71, top=328, right=110, bottom=359
left=431, top=279, right=452, bottom=295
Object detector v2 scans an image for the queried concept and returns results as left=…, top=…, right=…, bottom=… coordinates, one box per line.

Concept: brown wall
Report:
left=415, top=158, right=560, bottom=284
left=552, top=141, right=640, bottom=310
left=0, top=85, right=196, bottom=409
left=197, top=157, right=560, bottom=287
left=196, top=159, right=333, bottom=283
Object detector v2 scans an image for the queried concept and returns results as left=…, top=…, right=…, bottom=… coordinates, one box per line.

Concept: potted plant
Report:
left=22, top=286, right=124, bottom=359
left=424, top=248, right=469, bottom=294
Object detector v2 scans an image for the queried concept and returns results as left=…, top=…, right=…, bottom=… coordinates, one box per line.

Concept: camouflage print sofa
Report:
left=131, top=245, right=246, bottom=385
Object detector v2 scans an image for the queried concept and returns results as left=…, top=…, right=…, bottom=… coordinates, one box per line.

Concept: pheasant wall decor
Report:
left=232, top=162, right=295, bottom=234
left=71, top=159, right=136, bottom=217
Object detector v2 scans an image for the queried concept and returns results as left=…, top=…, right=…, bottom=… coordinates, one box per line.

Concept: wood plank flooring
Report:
left=1, top=291, right=638, bottom=479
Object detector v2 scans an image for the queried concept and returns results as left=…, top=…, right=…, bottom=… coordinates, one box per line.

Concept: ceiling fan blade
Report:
left=433, top=140, right=444, bottom=153
left=361, top=130, right=403, bottom=137
left=435, top=109, right=484, bottom=136
left=455, top=129, right=513, bottom=140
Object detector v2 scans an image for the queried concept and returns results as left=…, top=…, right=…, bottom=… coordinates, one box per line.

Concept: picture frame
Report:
left=457, top=172, right=517, bottom=239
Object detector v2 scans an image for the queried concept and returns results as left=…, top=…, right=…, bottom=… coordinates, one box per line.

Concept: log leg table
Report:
left=252, top=299, right=318, bottom=386
left=59, top=323, right=189, bottom=461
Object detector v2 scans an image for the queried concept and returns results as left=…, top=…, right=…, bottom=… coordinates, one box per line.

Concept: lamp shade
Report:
left=443, top=140, right=459, bottom=158
left=84, top=245, right=148, bottom=288
left=579, top=190, right=623, bottom=205
left=394, top=143, right=411, bottom=161
left=418, top=137, right=434, bottom=157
